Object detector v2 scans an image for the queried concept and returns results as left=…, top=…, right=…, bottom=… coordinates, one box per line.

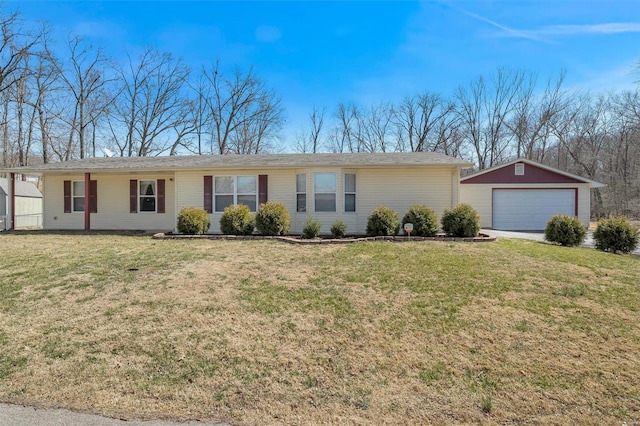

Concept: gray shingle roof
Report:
left=0, top=178, right=43, bottom=198
left=1, top=152, right=472, bottom=174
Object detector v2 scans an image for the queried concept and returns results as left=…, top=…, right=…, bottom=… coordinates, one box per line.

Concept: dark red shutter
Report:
left=63, top=180, right=71, bottom=213
left=129, top=179, right=138, bottom=213
left=258, top=174, right=268, bottom=205
left=204, top=176, right=213, bottom=213
left=157, top=179, right=165, bottom=213
left=89, top=180, right=98, bottom=213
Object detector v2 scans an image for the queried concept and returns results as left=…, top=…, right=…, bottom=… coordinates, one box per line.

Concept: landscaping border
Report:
left=152, top=232, right=496, bottom=245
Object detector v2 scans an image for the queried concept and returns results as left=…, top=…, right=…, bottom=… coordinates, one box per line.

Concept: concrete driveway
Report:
left=0, top=403, right=229, bottom=426
left=481, top=229, right=640, bottom=254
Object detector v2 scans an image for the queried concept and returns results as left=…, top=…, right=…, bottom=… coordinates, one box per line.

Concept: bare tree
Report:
left=394, top=93, right=454, bottom=152
left=0, top=11, right=41, bottom=167
left=56, top=35, right=113, bottom=159
left=293, top=105, right=326, bottom=153
left=110, top=48, right=190, bottom=156
left=506, top=71, right=568, bottom=162
left=455, top=68, right=526, bottom=169
left=200, top=61, right=283, bottom=154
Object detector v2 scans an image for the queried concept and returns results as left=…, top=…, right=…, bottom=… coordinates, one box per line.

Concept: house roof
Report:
left=460, top=158, right=606, bottom=188
left=0, top=177, right=43, bottom=198
left=0, top=152, right=473, bottom=175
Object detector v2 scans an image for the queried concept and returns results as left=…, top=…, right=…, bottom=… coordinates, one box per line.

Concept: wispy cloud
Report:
left=529, top=23, right=640, bottom=37
left=447, top=2, right=640, bottom=42
left=459, top=9, right=546, bottom=42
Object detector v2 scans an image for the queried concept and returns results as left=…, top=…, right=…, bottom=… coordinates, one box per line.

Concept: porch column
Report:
left=9, top=172, right=15, bottom=231
left=84, top=172, right=90, bottom=230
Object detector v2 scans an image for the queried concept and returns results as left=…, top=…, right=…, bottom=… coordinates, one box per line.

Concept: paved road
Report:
left=481, top=229, right=640, bottom=254
left=0, top=403, right=229, bottom=426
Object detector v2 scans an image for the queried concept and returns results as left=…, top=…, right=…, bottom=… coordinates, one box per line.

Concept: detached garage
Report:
left=460, top=159, right=605, bottom=231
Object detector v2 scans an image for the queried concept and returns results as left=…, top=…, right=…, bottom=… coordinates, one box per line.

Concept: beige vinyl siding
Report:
left=176, top=169, right=296, bottom=234
left=460, top=183, right=591, bottom=228
left=355, top=167, right=458, bottom=234
left=43, top=174, right=175, bottom=231
left=177, top=166, right=460, bottom=235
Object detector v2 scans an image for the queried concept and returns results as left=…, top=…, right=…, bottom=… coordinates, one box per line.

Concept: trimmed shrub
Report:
left=177, top=207, right=210, bottom=235
left=302, top=217, right=322, bottom=239
left=330, top=220, right=347, bottom=238
left=593, top=217, right=640, bottom=254
left=366, top=205, right=400, bottom=236
left=255, top=202, right=291, bottom=236
left=544, top=214, right=587, bottom=247
left=441, top=204, right=480, bottom=237
left=219, top=204, right=254, bottom=235
left=402, top=204, right=438, bottom=237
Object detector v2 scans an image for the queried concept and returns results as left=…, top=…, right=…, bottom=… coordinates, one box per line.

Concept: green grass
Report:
left=0, top=233, right=639, bottom=425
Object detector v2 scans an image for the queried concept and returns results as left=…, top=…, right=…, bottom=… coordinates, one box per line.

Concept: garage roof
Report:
left=461, top=158, right=606, bottom=188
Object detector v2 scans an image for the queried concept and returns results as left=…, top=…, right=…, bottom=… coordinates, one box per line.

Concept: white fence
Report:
left=0, top=213, right=43, bottom=230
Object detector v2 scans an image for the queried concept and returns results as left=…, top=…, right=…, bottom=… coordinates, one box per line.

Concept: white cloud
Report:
left=255, top=25, right=281, bottom=43
left=528, top=23, right=640, bottom=37
left=459, top=9, right=546, bottom=42
left=449, top=3, right=640, bottom=41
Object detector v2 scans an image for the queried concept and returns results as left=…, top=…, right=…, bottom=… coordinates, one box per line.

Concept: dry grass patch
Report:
left=0, top=233, right=639, bottom=425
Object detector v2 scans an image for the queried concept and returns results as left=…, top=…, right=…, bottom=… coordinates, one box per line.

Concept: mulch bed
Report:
left=153, top=232, right=496, bottom=244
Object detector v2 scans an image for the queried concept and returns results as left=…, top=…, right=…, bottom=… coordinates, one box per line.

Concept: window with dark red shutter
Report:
left=157, top=179, right=165, bottom=213
left=63, top=180, right=72, bottom=213
left=258, top=175, right=268, bottom=205
left=89, top=180, right=98, bottom=213
left=130, top=179, right=138, bottom=213
left=204, top=176, right=213, bottom=213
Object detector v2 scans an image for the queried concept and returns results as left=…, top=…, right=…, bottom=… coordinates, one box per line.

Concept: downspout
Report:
left=84, top=172, right=90, bottom=231
left=9, top=172, right=15, bottom=231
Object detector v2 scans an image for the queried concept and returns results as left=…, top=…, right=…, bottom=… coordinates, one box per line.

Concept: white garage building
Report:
left=460, top=159, right=605, bottom=231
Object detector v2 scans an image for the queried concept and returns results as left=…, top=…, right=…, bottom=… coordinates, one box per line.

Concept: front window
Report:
left=73, top=181, right=85, bottom=212
left=314, top=172, right=336, bottom=212
left=139, top=180, right=156, bottom=212
left=215, top=176, right=257, bottom=212
left=344, top=173, right=356, bottom=212
left=296, top=174, right=306, bottom=212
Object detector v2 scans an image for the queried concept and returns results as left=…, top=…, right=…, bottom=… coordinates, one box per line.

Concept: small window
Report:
left=344, top=173, right=356, bottom=212
left=296, top=174, right=306, bottom=212
left=215, top=176, right=257, bottom=212
left=139, top=180, right=156, bottom=212
left=314, top=173, right=336, bottom=212
left=515, top=163, right=525, bottom=175
left=72, top=181, right=85, bottom=212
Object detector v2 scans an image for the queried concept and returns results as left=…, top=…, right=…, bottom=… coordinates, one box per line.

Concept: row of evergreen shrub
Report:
left=544, top=214, right=639, bottom=254
left=177, top=202, right=482, bottom=238
left=365, top=203, right=481, bottom=237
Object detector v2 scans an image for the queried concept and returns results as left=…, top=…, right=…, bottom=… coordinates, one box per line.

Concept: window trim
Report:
left=344, top=173, right=356, bottom=213
left=296, top=173, right=307, bottom=213
left=313, top=172, right=337, bottom=213
left=72, top=180, right=85, bottom=213
left=515, top=163, right=525, bottom=176
left=214, top=175, right=258, bottom=212
left=139, top=179, right=158, bottom=213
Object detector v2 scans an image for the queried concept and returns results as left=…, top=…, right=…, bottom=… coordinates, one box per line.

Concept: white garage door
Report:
left=493, top=189, right=576, bottom=231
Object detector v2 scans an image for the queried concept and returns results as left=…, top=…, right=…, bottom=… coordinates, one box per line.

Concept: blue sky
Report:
left=7, top=0, right=640, bottom=149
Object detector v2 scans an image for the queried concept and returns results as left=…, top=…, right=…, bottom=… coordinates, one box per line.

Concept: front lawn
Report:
left=0, top=233, right=638, bottom=425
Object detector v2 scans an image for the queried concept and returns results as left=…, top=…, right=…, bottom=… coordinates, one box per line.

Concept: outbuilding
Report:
left=460, top=158, right=605, bottom=231
left=0, top=177, right=43, bottom=230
